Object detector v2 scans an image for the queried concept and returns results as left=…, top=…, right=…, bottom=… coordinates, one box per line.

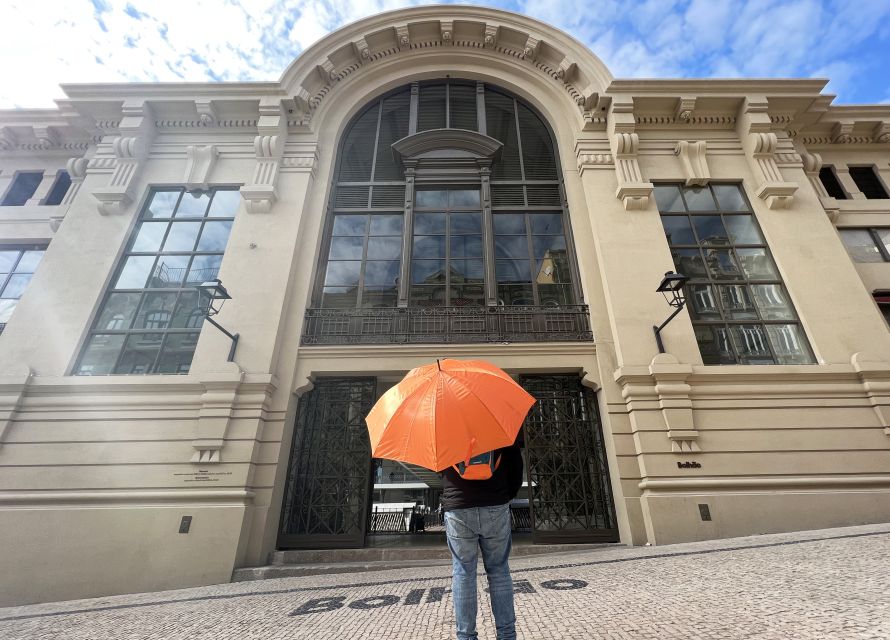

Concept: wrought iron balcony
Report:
left=301, top=305, right=594, bottom=345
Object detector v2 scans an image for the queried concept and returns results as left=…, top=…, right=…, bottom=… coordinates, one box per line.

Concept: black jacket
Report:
left=439, top=442, right=523, bottom=512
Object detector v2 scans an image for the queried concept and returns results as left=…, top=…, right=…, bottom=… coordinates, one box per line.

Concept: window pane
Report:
left=145, top=191, right=180, bottom=218
left=0, top=251, right=19, bottom=272
left=14, top=250, right=43, bottom=273
left=175, top=191, right=211, bottom=217
left=133, top=292, right=178, bottom=329
left=766, top=325, right=811, bottom=364
left=207, top=190, right=241, bottom=217
left=0, top=299, right=17, bottom=323
left=114, top=256, right=155, bottom=289
left=77, top=335, right=126, bottom=375
left=363, top=261, right=400, bottom=287
left=539, top=284, right=573, bottom=306
left=96, top=292, right=141, bottom=330
left=415, top=190, right=447, bottom=208
left=370, top=215, right=403, bottom=235
left=411, top=285, right=446, bottom=306
left=1, top=274, right=31, bottom=298
left=839, top=230, right=882, bottom=262
left=186, top=254, right=222, bottom=285
left=324, top=261, right=361, bottom=286
left=719, top=285, right=758, bottom=320
left=411, top=260, right=445, bottom=284
left=532, top=235, right=567, bottom=258
left=495, top=236, right=529, bottom=259
left=1, top=172, right=42, bottom=206
left=367, top=237, right=402, bottom=260
left=171, top=291, right=204, bottom=328
left=724, top=215, right=764, bottom=244
left=130, top=222, right=168, bottom=252
left=875, top=229, right=890, bottom=257
left=654, top=185, right=685, bottom=212
left=493, top=214, right=525, bottom=235
left=321, top=287, right=357, bottom=308
left=330, top=236, right=364, bottom=260
left=660, top=216, right=696, bottom=245
left=114, top=334, right=163, bottom=374
left=451, top=285, right=485, bottom=306
left=451, top=212, right=482, bottom=234
left=332, top=215, right=368, bottom=236
left=162, top=222, right=202, bottom=252
left=736, top=248, right=779, bottom=280
left=751, top=284, right=795, bottom=320
left=496, top=259, right=532, bottom=283
left=151, top=255, right=191, bottom=287
left=413, top=235, right=446, bottom=259
left=498, top=284, right=534, bottom=306
left=692, top=216, right=729, bottom=245
left=535, top=255, right=572, bottom=284
left=414, top=213, right=446, bottom=234
left=449, top=190, right=480, bottom=207
left=450, top=235, right=483, bottom=258
left=683, top=186, right=717, bottom=211
left=196, top=221, right=233, bottom=252
left=451, top=259, right=484, bottom=283
left=713, top=185, right=748, bottom=211
left=695, top=325, right=736, bottom=364
left=688, top=285, right=721, bottom=321
left=704, top=249, right=741, bottom=279
left=730, top=325, right=773, bottom=363
left=530, top=213, right=563, bottom=235
left=671, top=248, right=707, bottom=278
left=156, top=333, right=200, bottom=374
left=361, top=289, right=398, bottom=308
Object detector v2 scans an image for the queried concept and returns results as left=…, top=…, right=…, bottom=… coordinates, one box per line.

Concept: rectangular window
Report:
left=1, top=171, right=43, bottom=206
left=74, top=187, right=240, bottom=375
left=848, top=166, right=889, bottom=199
left=0, top=245, right=46, bottom=334
left=655, top=183, right=814, bottom=365
left=839, top=228, right=890, bottom=262
left=43, top=171, right=72, bottom=205
left=818, top=167, right=847, bottom=199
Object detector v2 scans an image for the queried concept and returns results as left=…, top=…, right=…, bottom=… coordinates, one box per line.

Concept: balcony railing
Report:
left=301, top=305, right=594, bottom=345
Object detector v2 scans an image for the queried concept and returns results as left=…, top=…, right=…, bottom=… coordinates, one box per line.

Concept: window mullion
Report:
left=869, top=228, right=890, bottom=261
left=398, top=170, right=415, bottom=307
left=476, top=82, right=486, bottom=136
left=409, top=82, right=419, bottom=136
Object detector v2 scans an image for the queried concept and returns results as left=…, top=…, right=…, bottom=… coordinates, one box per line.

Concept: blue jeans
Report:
left=444, top=503, right=516, bottom=640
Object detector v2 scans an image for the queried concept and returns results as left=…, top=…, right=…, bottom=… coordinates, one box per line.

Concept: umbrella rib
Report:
left=443, top=372, right=516, bottom=443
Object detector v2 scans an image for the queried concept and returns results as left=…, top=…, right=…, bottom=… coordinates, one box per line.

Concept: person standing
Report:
left=440, top=441, right=523, bottom=640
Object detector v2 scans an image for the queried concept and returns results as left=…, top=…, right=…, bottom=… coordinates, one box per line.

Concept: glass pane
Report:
left=724, top=215, right=764, bottom=244
left=175, top=191, right=211, bottom=217
left=445, top=213, right=479, bottom=237
left=1, top=274, right=31, bottom=298
left=495, top=236, right=529, bottom=259
left=114, top=334, right=164, bottom=374
left=130, top=222, right=168, bottom=252
left=413, top=235, right=446, bottom=259
left=162, top=222, right=202, bottom=252
left=875, top=229, right=890, bottom=258
left=370, top=214, right=403, bottom=236
left=186, top=254, right=222, bottom=285
left=496, top=259, right=532, bottom=283
left=145, top=190, right=180, bottom=218
left=332, top=215, right=368, bottom=236
left=736, top=248, right=779, bottom=280
left=449, top=190, right=480, bottom=207
left=150, top=255, right=191, bottom=287
left=683, top=186, right=717, bottom=211
left=321, top=287, right=357, bottom=308
left=196, top=221, right=233, bottom=252
left=451, top=259, right=484, bottom=283
left=96, top=292, right=141, bottom=330
left=207, top=190, right=241, bottom=217
left=532, top=235, right=567, bottom=258
left=660, top=216, right=696, bottom=245
left=751, top=284, right=795, bottom=320
left=704, top=249, right=742, bottom=279
left=415, top=190, right=447, bottom=208
left=410, top=285, right=446, bottom=306
left=535, top=254, right=572, bottom=283
left=719, top=285, right=758, bottom=320
left=133, top=292, right=178, bottom=329
left=329, top=236, right=364, bottom=260
left=530, top=213, right=563, bottom=235
left=839, top=230, right=882, bottom=262
left=114, top=256, right=155, bottom=289
left=0, top=299, right=17, bottom=323
left=77, top=334, right=126, bottom=375
left=694, top=325, right=736, bottom=364
left=361, top=289, right=398, bottom=308
left=497, top=284, right=534, bottom=306
left=450, top=235, right=483, bottom=258
left=411, top=260, right=445, bottom=284
left=367, top=237, right=402, bottom=260
left=766, top=324, right=812, bottom=364
left=688, top=285, right=721, bottom=320
left=171, top=290, right=204, bottom=328
left=692, top=216, right=729, bottom=245
left=730, top=325, right=773, bottom=363
left=539, top=284, right=573, bottom=306
left=493, top=214, right=525, bottom=235
left=713, top=185, right=748, bottom=212
left=14, top=250, right=44, bottom=273
left=451, top=285, right=485, bottom=306
left=414, top=213, right=446, bottom=234
left=671, top=248, right=707, bottom=278
left=653, top=185, right=685, bottom=212
left=0, top=251, right=19, bottom=272
left=363, top=260, right=401, bottom=287
left=324, top=261, right=361, bottom=286
left=156, top=333, right=199, bottom=374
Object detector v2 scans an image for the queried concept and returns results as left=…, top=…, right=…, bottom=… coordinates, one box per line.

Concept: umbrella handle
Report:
left=464, top=437, right=476, bottom=467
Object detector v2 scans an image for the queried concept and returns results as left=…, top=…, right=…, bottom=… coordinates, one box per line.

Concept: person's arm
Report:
left=505, top=443, right=523, bottom=499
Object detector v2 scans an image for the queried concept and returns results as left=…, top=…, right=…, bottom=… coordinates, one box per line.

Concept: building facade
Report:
left=1, top=5, right=890, bottom=607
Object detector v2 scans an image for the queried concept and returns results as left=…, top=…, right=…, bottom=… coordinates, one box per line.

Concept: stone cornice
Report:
left=606, top=78, right=829, bottom=96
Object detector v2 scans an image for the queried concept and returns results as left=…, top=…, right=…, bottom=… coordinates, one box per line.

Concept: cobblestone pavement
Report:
left=2, top=523, right=889, bottom=640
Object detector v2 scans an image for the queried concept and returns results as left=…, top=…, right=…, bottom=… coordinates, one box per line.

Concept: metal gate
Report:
left=278, top=378, right=376, bottom=549
left=520, top=375, right=618, bottom=543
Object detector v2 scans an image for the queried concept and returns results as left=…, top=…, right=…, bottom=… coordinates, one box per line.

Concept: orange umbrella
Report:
left=366, top=358, right=536, bottom=472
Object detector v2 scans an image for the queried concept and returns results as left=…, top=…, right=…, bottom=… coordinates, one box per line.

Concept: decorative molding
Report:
left=675, top=97, right=696, bottom=122
left=874, top=122, right=890, bottom=144
left=575, top=138, right=613, bottom=174
left=0, top=370, right=33, bottom=451
left=195, top=98, right=218, bottom=126
left=61, top=156, right=88, bottom=206
left=440, top=19, right=453, bottom=43
left=92, top=100, right=154, bottom=215
left=749, top=132, right=798, bottom=209
left=183, top=145, right=219, bottom=191
left=0, top=126, right=17, bottom=150
left=0, top=490, right=255, bottom=505
left=851, top=352, right=890, bottom=435
left=396, top=24, right=410, bottom=49
left=191, top=374, right=244, bottom=464
left=800, top=151, right=829, bottom=198
left=674, top=140, right=710, bottom=186
left=240, top=97, right=288, bottom=213
left=832, top=121, right=854, bottom=144
left=612, top=131, right=653, bottom=210
left=522, top=35, right=540, bottom=60
left=483, top=24, right=499, bottom=48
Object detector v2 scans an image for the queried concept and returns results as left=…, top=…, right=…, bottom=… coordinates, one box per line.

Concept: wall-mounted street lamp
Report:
left=653, top=271, right=689, bottom=354
left=196, top=278, right=239, bottom=362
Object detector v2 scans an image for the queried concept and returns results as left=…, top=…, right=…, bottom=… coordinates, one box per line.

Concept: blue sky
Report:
left=1, top=0, right=889, bottom=109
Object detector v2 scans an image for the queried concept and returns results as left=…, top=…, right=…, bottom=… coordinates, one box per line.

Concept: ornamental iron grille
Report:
left=278, top=378, right=376, bottom=549
left=519, top=375, right=618, bottom=543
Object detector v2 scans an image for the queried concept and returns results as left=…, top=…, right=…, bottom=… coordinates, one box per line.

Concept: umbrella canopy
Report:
left=366, top=358, right=536, bottom=472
